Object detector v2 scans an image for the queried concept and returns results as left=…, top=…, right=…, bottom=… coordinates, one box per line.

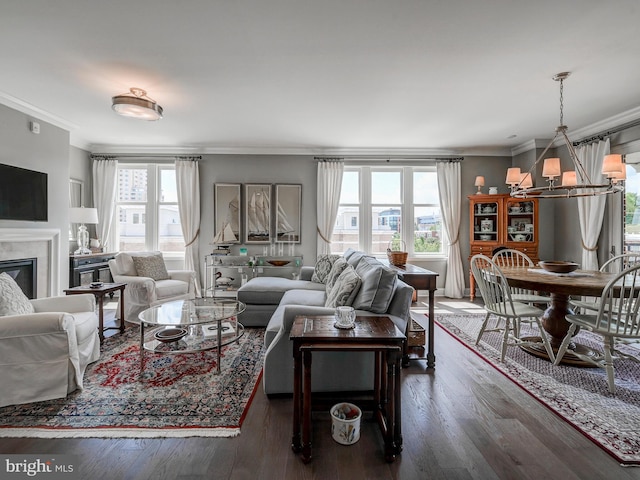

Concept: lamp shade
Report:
left=112, top=88, right=163, bottom=121
left=561, top=171, right=577, bottom=187
left=505, top=167, right=521, bottom=185
left=542, top=158, right=561, bottom=179
left=474, top=176, right=485, bottom=187
left=520, top=172, right=533, bottom=188
left=69, top=207, right=98, bottom=224
left=602, top=154, right=623, bottom=177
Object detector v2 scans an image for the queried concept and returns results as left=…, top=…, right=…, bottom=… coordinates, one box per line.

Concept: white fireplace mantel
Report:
left=0, top=228, right=61, bottom=296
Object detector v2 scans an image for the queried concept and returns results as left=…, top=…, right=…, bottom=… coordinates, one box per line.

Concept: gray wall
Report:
left=0, top=104, right=72, bottom=290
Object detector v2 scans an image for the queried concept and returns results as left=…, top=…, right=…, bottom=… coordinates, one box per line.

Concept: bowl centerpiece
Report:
left=539, top=261, right=579, bottom=274
left=267, top=260, right=290, bottom=267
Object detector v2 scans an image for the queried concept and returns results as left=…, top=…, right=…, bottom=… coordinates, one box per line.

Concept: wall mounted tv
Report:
left=0, top=164, right=48, bottom=221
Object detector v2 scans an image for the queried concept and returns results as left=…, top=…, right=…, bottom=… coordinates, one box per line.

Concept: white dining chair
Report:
left=470, top=254, right=555, bottom=362
left=492, top=249, right=551, bottom=306
left=554, top=263, right=640, bottom=394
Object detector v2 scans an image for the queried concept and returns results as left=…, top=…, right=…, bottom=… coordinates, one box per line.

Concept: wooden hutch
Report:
left=468, top=193, right=539, bottom=300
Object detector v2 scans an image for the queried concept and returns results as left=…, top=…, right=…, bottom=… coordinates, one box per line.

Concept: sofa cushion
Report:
left=115, top=251, right=162, bottom=276
left=352, top=257, right=398, bottom=314
left=132, top=254, right=170, bottom=280
left=325, top=257, right=349, bottom=291
left=325, top=265, right=361, bottom=308
left=238, top=277, right=325, bottom=305
left=346, top=251, right=368, bottom=268
left=311, top=254, right=340, bottom=284
left=0, top=272, right=34, bottom=316
left=155, top=279, right=190, bottom=298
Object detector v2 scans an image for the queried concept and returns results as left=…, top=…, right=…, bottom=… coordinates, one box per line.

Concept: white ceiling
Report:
left=2, top=0, right=640, bottom=156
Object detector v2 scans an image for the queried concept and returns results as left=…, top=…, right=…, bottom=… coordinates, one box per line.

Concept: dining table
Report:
left=499, top=265, right=616, bottom=366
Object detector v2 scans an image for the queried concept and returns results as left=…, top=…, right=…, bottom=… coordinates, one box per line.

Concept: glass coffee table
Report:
left=138, top=298, right=246, bottom=374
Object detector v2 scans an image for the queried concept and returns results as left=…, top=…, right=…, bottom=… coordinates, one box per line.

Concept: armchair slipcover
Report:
left=0, top=294, right=100, bottom=407
left=108, top=251, right=196, bottom=323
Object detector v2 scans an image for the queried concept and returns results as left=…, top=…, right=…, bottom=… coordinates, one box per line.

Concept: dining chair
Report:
left=470, top=254, right=555, bottom=362
left=570, top=252, right=640, bottom=314
left=554, top=263, right=640, bottom=394
left=492, top=249, right=551, bottom=307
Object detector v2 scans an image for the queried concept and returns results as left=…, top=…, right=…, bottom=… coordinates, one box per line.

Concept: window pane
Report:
left=340, top=171, right=359, bottom=204
left=118, top=168, right=147, bottom=202
left=372, top=171, right=401, bottom=204
left=158, top=205, right=183, bottom=252
left=371, top=206, right=400, bottom=255
left=118, top=205, right=146, bottom=251
left=331, top=206, right=360, bottom=253
left=624, top=164, right=640, bottom=252
left=414, top=206, right=442, bottom=253
left=414, top=171, right=439, bottom=204
left=161, top=169, right=178, bottom=203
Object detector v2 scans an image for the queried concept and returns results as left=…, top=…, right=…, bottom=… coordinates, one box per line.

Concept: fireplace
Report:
left=0, top=258, right=37, bottom=299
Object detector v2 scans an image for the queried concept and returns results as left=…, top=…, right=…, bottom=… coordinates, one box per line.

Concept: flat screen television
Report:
left=0, top=164, right=48, bottom=221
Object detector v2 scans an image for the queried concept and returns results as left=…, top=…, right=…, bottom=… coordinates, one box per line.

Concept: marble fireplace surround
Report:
left=0, top=228, right=61, bottom=297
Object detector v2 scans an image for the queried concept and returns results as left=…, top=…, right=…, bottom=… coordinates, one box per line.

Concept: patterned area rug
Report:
left=0, top=327, right=265, bottom=438
left=435, top=313, right=640, bottom=465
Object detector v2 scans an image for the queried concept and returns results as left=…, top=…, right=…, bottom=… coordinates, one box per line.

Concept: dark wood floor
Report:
left=2, top=297, right=640, bottom=479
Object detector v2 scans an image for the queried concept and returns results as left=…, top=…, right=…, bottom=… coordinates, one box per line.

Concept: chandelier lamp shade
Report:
left=506, top=72, right=624, bottom=199
left=112, top=87, right=163, bottom=121
left=70, top=207, right=99, bottom=255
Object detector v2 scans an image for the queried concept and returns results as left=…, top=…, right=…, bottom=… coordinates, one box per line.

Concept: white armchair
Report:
left=108, top=251, right=196, bottom=323
left=0, top=294, right=100, bottom=407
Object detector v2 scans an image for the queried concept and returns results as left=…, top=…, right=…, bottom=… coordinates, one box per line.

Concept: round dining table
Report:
left=499, top=265, right=616, bottom=366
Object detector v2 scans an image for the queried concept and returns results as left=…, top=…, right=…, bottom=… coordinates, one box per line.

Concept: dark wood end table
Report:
left=64, top=282, right=126, bottom=343
left=290, top=315, right=405, bottom=463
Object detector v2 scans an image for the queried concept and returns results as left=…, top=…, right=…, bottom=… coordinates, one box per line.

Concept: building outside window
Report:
left=116, top=164, right=184, bottom=255
left=331, top=165, right=443, bottom=257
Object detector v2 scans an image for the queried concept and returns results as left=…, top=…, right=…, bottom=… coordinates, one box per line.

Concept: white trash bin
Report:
left=330, top=402, right=361, bottom=445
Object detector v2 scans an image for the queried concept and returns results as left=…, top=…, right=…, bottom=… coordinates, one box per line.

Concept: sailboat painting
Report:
left=245, top=184, right=272, bottom=243
left=275, top=184, right=301, bottom=243
left=214, top=183, right=241, bottom=246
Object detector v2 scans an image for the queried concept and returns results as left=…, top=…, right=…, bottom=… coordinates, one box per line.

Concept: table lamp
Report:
left=474, top=176, right=485, bottom=194
left=70, top=207, right=99, bottom=255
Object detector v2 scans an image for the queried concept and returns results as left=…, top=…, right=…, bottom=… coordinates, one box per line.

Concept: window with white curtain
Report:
left=331, top=165, right=443, bottom=256
left=116, top=164, right=184, bottom=255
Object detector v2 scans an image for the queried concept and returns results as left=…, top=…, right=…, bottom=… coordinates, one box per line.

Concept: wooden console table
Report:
left=381, top=261, right=439, bottom=368
left=290, top=315, right=405, bottom=463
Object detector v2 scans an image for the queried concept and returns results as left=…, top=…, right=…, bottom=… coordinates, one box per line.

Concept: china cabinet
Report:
left=468, top=194, right=539, bottom=300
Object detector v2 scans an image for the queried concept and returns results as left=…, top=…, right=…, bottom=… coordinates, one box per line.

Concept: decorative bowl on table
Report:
left=267, top=260, right=290, bottom=267
left=539, top=261, right=579, bottom=274
left=154, top=327, right=188, bottom=343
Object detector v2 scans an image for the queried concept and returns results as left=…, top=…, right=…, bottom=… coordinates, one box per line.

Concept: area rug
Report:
left=434, top=313, right=640, bottom=465
left=0, top=327, right=265, bottom=438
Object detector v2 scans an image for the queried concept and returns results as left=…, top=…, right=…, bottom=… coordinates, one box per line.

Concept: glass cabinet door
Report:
left=473, top=201, right=500, bottom=242
left=505, top=200, right=535, bottom=243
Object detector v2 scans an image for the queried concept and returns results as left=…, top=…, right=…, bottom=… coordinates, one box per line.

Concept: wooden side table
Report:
left=64, top=282, right=126, bottom=342
left=290, top=315, right=405, bottom=463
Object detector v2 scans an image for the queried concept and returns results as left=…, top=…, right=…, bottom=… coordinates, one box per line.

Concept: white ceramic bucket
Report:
left=330, top=403, right=362, bottom=445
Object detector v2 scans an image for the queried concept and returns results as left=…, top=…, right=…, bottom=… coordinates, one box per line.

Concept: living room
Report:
left=2, top=1, right=640, bottom=478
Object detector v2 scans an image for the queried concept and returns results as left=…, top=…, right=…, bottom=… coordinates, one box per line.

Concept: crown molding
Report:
left=0, top=91, right=79, bottom=132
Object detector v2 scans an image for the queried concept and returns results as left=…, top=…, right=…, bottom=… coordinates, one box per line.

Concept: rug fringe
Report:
left=0, top=427, right=241, bottom=438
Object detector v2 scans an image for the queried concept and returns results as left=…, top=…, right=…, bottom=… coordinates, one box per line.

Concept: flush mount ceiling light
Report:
left=112, top=87, right=163, bottom=121
left=507, top=72, right=624, bottom=199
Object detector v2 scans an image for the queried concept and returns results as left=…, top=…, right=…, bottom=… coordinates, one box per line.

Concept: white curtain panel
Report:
left=176, top=158, right=202, bottom=296
left=316, top=160, right=344, bottom=257
left=436, top=160, right=464, bottom=298
left=576, top=138, right=610, bottom=270
left=92, top=158, right=118, bottom=252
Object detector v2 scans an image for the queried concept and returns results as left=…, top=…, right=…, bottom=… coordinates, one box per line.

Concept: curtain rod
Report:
left=572, top=118, right=640, bottom=147
left=90, top=155, right=202, bottom=160
left=314, top=156, right=464, bottom=162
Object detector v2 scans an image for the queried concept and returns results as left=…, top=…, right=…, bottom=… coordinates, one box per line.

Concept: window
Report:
left=116, top=164, right=184, bottom=255
left=624, top=154, right=640, bottom=252
left=331, top=166, right=443, bottom=256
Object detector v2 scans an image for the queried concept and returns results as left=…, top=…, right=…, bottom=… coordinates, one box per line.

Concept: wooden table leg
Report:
left=426, top=288, right=436, bottom=368
left=384, top=350, right=397, bottom=463
left=96, top=293, right=105, bottom=343
left=301, top=350, right=313, bottom=463
left=291, top=344, right=302, bottom=453
left=118, top=286, right=126, bottom=333
left=392, top=350, right=403, bottom=453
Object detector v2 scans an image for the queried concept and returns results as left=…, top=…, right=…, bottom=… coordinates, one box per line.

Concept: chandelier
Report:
left=112, top=87, right=163, bottom=121
left=506, top=72, right=625, bottom=199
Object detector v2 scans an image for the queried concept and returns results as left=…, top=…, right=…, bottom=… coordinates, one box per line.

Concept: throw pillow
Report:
left=325, top=265, right=362, bottom=308
left=0, top=272, right=34, bottom=316
left=352, top=257, right=398, bottom=314
left=325, top=257, right=349, bottom=292
left=132, top=254, right=170, bottom=281
left=311, top=254, right=341, bottom=284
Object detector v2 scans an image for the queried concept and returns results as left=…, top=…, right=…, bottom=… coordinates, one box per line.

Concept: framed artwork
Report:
left=275, top=184, right=301, bottom=243
left=214, top=183, right=241, bottom=244
left=245, top=184, right=272, bottom=243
